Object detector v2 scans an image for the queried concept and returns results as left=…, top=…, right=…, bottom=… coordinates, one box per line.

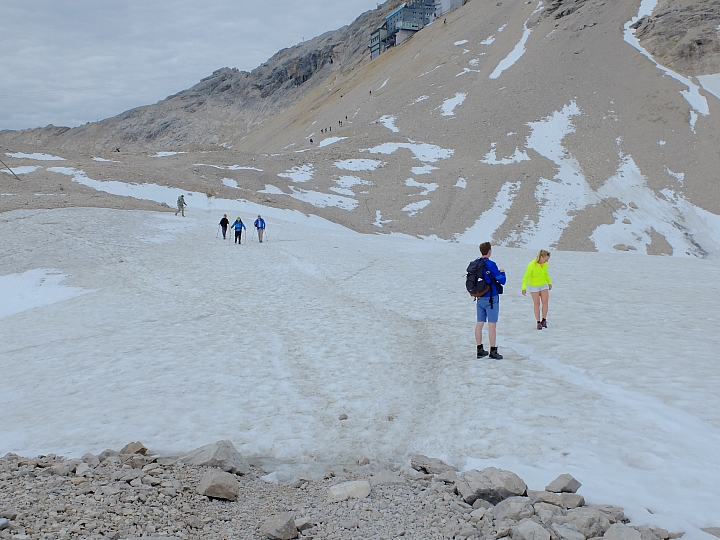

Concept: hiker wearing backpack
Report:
left=468, top=242, right=506, bottom=359
left=174, top=194, right=187, bottom=216
left=521, top=249, right=552, bottom=330
left=219, top=214, right=229, bottom=239
left=231, top=217, right=247, bottom=244
left=254, top=215, right=266, bottom=242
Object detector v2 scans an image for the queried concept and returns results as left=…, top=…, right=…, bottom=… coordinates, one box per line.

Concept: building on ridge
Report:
left=370, top=0, right=468, bottom=59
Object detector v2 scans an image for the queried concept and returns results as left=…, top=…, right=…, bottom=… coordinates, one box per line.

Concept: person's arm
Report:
left=521, top=261, right=532, bottom=292
left=545, top=264, right=552, bottom=289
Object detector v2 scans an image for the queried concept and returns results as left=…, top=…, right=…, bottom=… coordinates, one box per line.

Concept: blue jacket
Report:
left=254, top=218, right=265, bottom=230
left=479, top=258, right=506, bottom=297
left=231, top=220, right=246, bottom=231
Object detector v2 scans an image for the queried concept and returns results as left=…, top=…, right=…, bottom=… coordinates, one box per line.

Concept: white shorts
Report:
left=527, top=284, right=549, bottom=293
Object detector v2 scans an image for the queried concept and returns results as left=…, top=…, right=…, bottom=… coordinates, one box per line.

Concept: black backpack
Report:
left=466, top=258, right=504, bottom=299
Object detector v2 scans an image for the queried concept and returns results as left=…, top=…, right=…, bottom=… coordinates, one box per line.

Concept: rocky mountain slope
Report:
left=3, top=0, right=720, bottom=257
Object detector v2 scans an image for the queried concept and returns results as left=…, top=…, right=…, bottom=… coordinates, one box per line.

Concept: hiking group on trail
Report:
left=467, top=242, right=553, bottom=360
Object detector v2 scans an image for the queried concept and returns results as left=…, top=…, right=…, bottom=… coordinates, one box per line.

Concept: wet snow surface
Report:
left=1, top=206, right=719, bottom=538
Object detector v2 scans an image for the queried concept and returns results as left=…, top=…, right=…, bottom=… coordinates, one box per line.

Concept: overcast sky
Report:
left=0, top=0, right=382, bottom=131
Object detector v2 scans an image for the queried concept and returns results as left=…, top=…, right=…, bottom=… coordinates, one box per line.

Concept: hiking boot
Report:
left=537, top=322, right=543, bottom=330
left=477, top=344, right=489, bottom=358
left=489, top=347, right=503, bottom=360
left=541, top=319, right=547, bottom=328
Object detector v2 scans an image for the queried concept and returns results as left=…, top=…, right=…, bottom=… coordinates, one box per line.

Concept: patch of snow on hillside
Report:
left=457, top=68, right=481, bottom=77
left=498, top=24, right=507, bottom=32
left=288, top=187, right=357, bottom=211
left=259, top=185, right=285, bottom=195
left=0, top=269, right=90, bottom=319
left=455, top=181, right=521, bottom=244
left=591, top=155, right=720, bottom=257
left=1, top=165, right=41, bottom=175
left=455, top=40, right=468, bottom=46
left=489, top=22, right=533, bottom=79
left=419, top=66, right=442, bottom=77
left=379, top=115, right=399, bottom=133
left=196, top=164, right=224, bottom=169
left=279, top=164, right=314, bottom=183
left=697, top=73, right=720, bottom=101
left=517, top=101, right=597, bottom=248
left=92, top=157, right=120, bottom=163
left=666, top=168, right=684, bottom=186
left=228, top=165, right=263, bottom=171
left=441, top=93, right=467, bottom=116
left=405, top=178, right=438, bottom=196
left=378, top=77, right=390, bottom=90
left=5, top=152, right=65, bottom=161
left=469, top=59, right=480, bottom=67
left=222, top=178, right=239, bottom=188
left=318, top=137, right=347, bottom=148
left=481, top=144, right=530, bottom=165
left=411, top=165, right=439, bottom=175
left=624, top=1, right=709, bottom=128
left=151, top=152, right=186, bottom=157
left=335, top=159, right=383, bottom=172
left=335, top=176, right=372, bottom=189
left=455, top=178, right=467, bottom=188
left=330, top=187, right=355, bottom=196
left=402, top=200, right=430, bottom=217
left=481, top=36, right=495, bottom=45
left=373, top=210, right=393, bottom=227
left=413, top=95, right=429, bottom=103
left=361, top=141, right=454, bottom=163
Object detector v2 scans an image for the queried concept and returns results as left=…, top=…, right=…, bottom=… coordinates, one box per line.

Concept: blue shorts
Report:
left=476, top=296, right=500, bottom=323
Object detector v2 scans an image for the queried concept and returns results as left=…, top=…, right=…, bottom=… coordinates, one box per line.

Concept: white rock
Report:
left=410, top=454, right=454, bottom=474
left=260, top=513, right=298, bottom=540
left=604, top=523, right=642, bottom=540
left=180, top=440, right=250, bottom=475
left=514, top=519, right=551, bottom=540
left=456, top=467, right=528, bottom=505
left=369, top=470, right=406, bottom=486
left=494, top=497, right=534, bottom=521
left=326, top=480, right=371, bottom=502
left=545, top=474, right=582, bottom=494
left=196, top=470, right=240, bottom=501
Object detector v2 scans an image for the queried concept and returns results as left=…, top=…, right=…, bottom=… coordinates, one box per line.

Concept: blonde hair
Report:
left=536, top=249, right=550, bottom=263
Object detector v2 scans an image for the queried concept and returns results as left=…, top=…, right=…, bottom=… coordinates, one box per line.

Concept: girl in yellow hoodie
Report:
left=522, top=249, right=552, bottom=330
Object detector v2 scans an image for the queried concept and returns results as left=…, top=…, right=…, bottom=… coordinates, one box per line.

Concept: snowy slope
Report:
left=1, top=205, right=719, bottom=537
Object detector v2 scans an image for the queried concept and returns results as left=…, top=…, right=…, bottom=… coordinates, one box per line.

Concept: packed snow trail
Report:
left=1, top=207, right=719, bottom=537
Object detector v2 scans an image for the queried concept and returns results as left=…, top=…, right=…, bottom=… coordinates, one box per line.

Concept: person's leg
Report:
left=239, top=231, right=242, bottom=244
left=488, top=323, right=497, bottom=347
left=258, top=229, right=264, bottom=242
left=531, top=291, right=541, bottom=322
left=540, top=289, right=549, bottom=320
left=475, top=322, right=485, bottom=345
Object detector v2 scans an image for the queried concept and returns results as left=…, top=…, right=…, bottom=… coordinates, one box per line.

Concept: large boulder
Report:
left=180, top=440, right=249, bottom=475
left=260, top=513, right=298, bottom=540
left=546, top=474, right=582, bottom=494
left=604, top=523, right=642, bottom=540
left=494, top=497, right=534, bottom=521
left=369, top=470, right=406, bottom=486
left=456, top=467, right=528, bottom=505
left=410, top=454, right=455, bottom=474
left=196, top=470, right=240, bottom=501
left=554, top=507, right=612, bottom=538
left=326, top=480, right=371, bottom=502
left=120, top=441, right=147, bottom=455
left=513, top=519, right=551, bottom=540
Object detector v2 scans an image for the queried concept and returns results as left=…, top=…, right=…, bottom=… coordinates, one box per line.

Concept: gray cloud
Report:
left=0, top=0, right=381, bottom=130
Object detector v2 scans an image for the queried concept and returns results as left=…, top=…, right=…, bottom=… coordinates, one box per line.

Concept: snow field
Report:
left=1, top=207, right=719, bottom=538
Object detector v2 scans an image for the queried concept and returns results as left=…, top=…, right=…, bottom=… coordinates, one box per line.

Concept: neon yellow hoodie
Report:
left=522, top=259, right=552, bottom=289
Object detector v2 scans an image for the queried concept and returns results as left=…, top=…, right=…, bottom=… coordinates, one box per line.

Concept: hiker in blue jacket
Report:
left=254, top=215, right=266, bottom=243
left=231, top=217, right=246, bottom=244
left=475, top=242, right=507, bottom=360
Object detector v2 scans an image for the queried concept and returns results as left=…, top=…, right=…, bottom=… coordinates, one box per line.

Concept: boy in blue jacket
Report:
left=475, top=242, right=507, bottom=359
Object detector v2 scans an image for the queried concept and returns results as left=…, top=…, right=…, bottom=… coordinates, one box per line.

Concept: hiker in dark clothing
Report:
left=219, top=214, right=229, bottom=239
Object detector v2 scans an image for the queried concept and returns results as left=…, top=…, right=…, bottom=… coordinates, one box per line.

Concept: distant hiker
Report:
left=114, top=147, right=120, bottom=152
left=473, top=242, right=506, bottom=359
left=231, top=217, right=246, bottom=244
left=175, top=195, right=186, bottom=216
left=219, top=214, right=229, bottom=239
left=254, top=215, right=266, bottom=243
left=444, top=18, right=447, bottom=24
left=345, top=115, right=348, bottom=120
left=522, top=249, right=552, bottom=330
left=310, top=138, right=314, bottom=144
